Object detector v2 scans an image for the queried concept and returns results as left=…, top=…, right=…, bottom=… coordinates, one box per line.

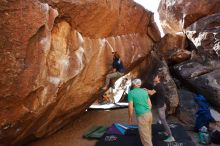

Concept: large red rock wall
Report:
left=0, top=0, right=159, bottom=145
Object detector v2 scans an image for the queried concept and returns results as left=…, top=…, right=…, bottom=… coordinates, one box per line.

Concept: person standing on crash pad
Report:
left=102, top=51, right=125, bottom=90
left=128, top=78, right=155, bottom=146
left=153, top=73, right=175, bottom=142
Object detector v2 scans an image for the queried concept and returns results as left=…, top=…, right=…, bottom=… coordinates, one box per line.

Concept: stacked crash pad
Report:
left=94, top=123, right=196, bottom=146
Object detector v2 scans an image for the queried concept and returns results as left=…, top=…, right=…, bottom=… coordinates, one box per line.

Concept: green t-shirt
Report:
left=128, top=88, right=151, bottom=116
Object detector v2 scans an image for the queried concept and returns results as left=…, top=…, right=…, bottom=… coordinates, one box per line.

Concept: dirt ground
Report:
left=28, top=108, right=218, bottom=146
left=28, top=109, right=130, bottom=146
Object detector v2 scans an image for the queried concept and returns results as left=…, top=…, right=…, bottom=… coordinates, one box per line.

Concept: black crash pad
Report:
left=95, top=123, right=196, bottom=146
left=152, top=123, right=195, bottom=146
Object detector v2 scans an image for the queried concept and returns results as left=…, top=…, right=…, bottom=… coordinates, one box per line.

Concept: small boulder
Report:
left=177, top=89, right=198, bottom=127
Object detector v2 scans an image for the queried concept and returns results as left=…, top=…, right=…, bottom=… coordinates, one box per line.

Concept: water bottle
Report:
left=198, top=126, right=210, bottom=144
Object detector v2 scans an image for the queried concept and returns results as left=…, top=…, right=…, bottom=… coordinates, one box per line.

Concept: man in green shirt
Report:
left=128, top=78, right=155, bottom=146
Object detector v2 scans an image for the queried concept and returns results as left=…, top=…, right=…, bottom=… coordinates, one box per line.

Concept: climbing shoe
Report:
left=158, top=131, right=168, bottom=136
left=164, top=136, right=175, bottom=142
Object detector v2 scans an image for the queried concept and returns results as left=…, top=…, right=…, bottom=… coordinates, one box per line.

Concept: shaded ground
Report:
left=28, top=109, right=131, bottom=146
left=28, top=108, right=218, bottom=146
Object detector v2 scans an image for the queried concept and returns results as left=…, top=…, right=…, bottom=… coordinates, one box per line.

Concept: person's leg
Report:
left=158, top=104, right=172, bottom=136
left=103, top=72, right=117, bottom=89
left=115, top=72, right=124, bottom=78
left=158, top=104, right=175, bottom=142
left=137, top=112, right=153, bottom=146
left=148, top=112, right=153, bottom=144
left=103, top=72, right=124, bottom=89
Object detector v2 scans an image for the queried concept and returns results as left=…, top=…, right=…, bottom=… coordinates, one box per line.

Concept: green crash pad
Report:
left=83, top=126, right=107, bottom=139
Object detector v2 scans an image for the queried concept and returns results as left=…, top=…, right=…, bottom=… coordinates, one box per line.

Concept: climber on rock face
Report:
left=102, top=51, right=125, bottom=90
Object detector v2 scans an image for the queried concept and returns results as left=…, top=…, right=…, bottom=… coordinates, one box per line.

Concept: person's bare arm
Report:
left=148, top=89, right=156, bottom=95
left=128, top=102, right=134, bottom=124
left=143, top=88, right=156, bottom=95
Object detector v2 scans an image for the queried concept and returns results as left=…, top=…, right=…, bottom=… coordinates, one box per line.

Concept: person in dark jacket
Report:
left=153, top=73, right=175, bottom=142
left=102, top=52, right=125, bottom=90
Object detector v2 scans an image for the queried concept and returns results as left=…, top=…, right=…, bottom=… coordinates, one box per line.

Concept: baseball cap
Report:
left=132, top=78, right=142, bottom=87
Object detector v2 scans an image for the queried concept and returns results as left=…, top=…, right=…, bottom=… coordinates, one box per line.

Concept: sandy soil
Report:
left=28, top=109, right=131, bottom=146
left=28, top=108, right=218, bottom=146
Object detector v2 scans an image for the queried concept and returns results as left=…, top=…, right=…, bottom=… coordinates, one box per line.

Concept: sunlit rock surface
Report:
left=186, top=13, right=220, bottom=56
left=157, top=33, right=191, bottom=63
left=0, top=0, right=160, bottom=145
left=147, top=14, right=161, bottom=42
left=158, top=0, right=220, bottom=57
left=158, top=0, right=220, bottom=33
left=40, top=0, right=152, bottom=38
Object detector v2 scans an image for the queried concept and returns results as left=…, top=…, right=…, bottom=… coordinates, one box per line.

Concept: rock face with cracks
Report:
left=174, top=62, right=220, bottom=112
left=158, top=0, right=220, bottom=113
left=178, top=89, right=198, bottom=127
left=158, top=0, right=220, bottom=57
left=157, top=33, right=191, bottom=63
left=0, top=0, right=160, bottom=145
left=139, top=53, right=179, bottom=115
left=186, top=13, right=220, bottom=57
left=159, top=60, right=179, bottom=114
left=158, top=0, right=220, bottom=34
